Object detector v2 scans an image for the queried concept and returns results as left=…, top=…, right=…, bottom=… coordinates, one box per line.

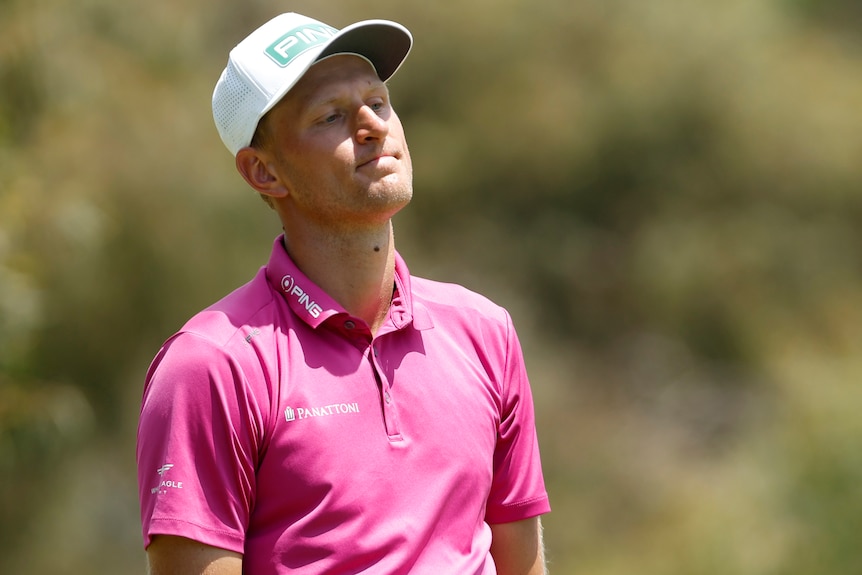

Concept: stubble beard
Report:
left=299, top=172, right=414, bottom=232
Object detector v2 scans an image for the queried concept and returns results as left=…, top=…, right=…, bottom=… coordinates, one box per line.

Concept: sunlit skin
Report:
left=235, top=55, right=413, bottom=332
left=241, top=54, right=413, bottom=232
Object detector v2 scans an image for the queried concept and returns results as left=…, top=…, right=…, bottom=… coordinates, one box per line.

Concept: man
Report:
left=137, top=12, right=550, bottom=575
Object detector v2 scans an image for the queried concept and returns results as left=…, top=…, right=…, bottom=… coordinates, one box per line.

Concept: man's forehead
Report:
left=284, top=55, right=386, bottom=106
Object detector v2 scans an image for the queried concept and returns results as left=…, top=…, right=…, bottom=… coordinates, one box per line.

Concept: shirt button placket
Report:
left=371, top=341, right=401, bottom=440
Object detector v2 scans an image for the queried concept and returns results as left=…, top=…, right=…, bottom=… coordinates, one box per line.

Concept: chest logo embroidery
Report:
left=285, top=402, right=360, bottom=422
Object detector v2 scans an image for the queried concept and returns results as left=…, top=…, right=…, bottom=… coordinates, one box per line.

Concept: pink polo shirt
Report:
left=137, top=235, right=550, bottom=574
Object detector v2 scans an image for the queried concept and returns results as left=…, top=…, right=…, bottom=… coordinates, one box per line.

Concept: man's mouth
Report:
left=358, top=153, right=397, bottom=170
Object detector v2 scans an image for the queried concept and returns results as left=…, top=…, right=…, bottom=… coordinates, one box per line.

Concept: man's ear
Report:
left=235, top=147, right=289, bottom=199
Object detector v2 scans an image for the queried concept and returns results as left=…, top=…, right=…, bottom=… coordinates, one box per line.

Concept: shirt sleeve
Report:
left=484, top=313, right=551, bottom=524
left=136, top=332, right=266, bottom=552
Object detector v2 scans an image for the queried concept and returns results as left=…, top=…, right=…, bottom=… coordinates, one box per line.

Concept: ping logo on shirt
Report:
left=281, top=274, right=323, bottom=318
left=265, top=24, right=339, bottom=67
left=285, top=403, right=360, bottom=422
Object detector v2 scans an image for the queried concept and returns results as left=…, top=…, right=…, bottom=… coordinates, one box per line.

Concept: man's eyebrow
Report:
left=305, top=82, right=389, bottom=110
left=364, top=82, right=391, bottom=100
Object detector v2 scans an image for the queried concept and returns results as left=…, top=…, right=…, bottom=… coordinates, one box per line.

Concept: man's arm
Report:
left=146, top=535, right=242, bottom=575
left=489, top=516, right=548, bottom=575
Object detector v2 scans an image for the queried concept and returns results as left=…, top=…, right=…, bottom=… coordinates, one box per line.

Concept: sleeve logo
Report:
left=150, top=463, right=184, bottom=494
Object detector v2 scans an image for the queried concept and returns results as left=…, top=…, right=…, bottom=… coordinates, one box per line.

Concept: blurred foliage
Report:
left=1, top=0, right=861, bottom=573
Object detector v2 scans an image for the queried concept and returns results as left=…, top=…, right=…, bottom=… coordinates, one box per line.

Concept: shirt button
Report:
left=384, top=391, right=392, bottom=404
left=344, top=320, right=356, bottom=330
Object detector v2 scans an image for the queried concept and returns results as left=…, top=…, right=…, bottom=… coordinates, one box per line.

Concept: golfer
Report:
left=137, top=11, right=551, bottom=574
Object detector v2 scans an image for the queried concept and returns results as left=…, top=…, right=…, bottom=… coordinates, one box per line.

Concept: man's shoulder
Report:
left=177, top=267, right=279, bottom=348
left=410, top=275, right=509, bottom=324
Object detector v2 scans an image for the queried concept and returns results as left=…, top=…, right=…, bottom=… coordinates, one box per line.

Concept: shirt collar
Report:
left=265, top=234, right=433, bottom=331
left=391, top=250, right=433, bottom=331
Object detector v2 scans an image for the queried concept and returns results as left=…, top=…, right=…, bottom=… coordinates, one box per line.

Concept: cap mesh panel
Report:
left=213, top=61, right=267, bottom=154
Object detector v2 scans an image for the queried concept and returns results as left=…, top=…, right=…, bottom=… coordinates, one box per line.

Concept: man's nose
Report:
left=355, top=105, right=389, bottom=143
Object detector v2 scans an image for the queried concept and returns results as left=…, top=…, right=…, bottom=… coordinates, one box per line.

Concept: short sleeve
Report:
left=136, top=332, right=266, bottom=552
left=484, top=314, right=551, bottom=524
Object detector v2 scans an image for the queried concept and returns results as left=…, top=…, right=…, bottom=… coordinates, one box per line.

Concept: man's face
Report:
left=261, top=54, right=413, bottom=230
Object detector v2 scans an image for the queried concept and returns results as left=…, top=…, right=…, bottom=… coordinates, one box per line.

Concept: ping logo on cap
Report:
left=264, top=24, right=339, bottom=67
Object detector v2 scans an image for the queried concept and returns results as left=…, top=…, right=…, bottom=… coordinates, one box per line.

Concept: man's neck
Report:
left=281, top=221, right=396, bottom=335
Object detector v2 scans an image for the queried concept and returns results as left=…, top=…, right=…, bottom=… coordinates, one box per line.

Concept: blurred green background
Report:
left=2, top=0, right=861, bottom=572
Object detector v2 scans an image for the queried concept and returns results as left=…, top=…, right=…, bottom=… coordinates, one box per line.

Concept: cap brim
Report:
left=318, top=20, right=413, bottom=81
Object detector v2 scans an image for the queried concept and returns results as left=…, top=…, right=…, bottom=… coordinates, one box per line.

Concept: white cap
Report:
left=212, top=12, right=413, bottom=156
